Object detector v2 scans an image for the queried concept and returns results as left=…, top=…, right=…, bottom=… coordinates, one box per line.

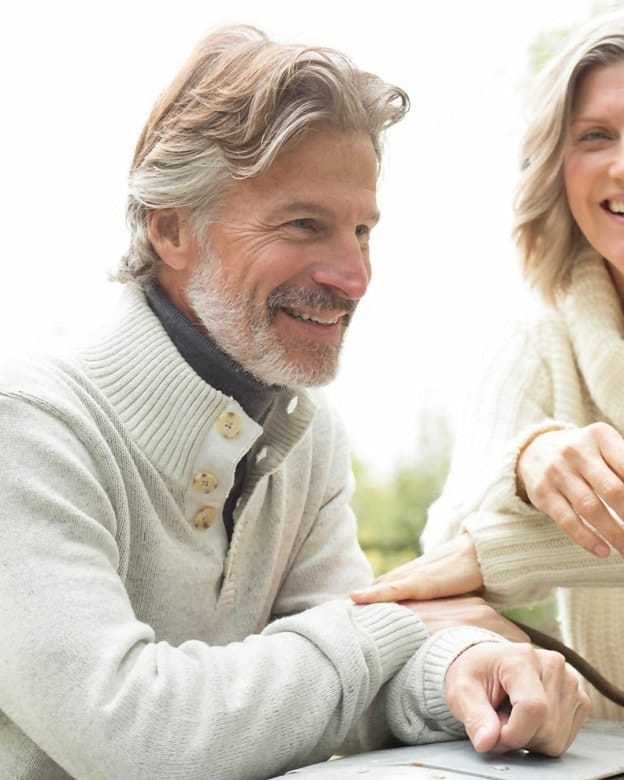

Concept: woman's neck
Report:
left=606, top=261, right=624, bottom=311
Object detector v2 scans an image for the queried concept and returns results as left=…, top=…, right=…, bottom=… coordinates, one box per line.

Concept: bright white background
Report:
left=0, top=0, right=614, bottom=476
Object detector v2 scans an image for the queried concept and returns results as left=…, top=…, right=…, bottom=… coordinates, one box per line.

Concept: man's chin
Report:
left=246, top=355, right=340, bottom=389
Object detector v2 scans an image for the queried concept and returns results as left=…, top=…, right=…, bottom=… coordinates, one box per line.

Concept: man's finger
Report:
left=444, top=656, right=504, bottom=753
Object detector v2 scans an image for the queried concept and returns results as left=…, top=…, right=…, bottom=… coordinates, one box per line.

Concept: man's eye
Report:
left=355, top=225, right=370, bottom=237
left=289, top=218, right=315, bottom=230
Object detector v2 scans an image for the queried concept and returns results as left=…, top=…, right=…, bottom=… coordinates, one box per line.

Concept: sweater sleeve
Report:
left=0, top=391, right=444, bottom=780
left=422, top=319, right=624, bottom=608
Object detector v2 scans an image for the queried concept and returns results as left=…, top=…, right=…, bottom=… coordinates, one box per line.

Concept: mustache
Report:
left=267, top=287, right=357, bottom=318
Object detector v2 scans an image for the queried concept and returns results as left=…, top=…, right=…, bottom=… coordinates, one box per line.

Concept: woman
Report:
left=353, top=12, right=624, bottom=721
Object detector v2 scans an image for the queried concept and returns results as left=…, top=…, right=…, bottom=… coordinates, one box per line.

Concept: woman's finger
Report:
left=577, top=463, right=624, bottom=553
left=538, top=490, right=611, bottom=557
left=351, top=534, right=482, bottom=603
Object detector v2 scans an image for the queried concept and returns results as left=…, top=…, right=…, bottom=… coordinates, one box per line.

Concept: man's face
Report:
left=186, top=125, right=379, bottom=387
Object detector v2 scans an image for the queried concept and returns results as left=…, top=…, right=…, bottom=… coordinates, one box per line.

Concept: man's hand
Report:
left=351, top=533, right=482, bottom=603
left=402, top=596, right=529, bottom=642
left=446, top=642, right=590, bottom=756
left=517, top=422, right=624, bottom=557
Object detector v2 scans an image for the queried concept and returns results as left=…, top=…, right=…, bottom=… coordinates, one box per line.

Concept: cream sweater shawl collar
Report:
left=563, top=249, right=624, bottom=431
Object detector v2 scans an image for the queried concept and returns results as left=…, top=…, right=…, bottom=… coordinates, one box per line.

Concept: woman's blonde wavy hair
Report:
left=515, top=12, right=624, bottom=304
left=117, top=25, right=408, bottom=286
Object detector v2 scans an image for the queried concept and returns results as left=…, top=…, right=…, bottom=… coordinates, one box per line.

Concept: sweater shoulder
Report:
left=478, top=300, right=571, bottom=374
left=306, top=388, right=349, bottom=451
left=0, top=349, right=105, bottom=426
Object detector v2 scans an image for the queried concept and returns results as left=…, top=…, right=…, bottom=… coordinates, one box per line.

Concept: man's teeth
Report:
left=607, top=199, right=624, bottom=214
left=290, top=311, right=340, bottom=325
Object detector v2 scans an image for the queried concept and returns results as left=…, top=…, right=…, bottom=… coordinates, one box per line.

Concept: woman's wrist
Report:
left=515, top=425, right=566, bottom=503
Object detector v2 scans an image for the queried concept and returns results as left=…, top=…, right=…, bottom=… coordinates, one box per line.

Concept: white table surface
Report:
left=271, top=719, right=624, bottom=779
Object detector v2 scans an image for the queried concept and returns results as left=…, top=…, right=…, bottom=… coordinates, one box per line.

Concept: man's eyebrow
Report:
left=271, top=201, right=381, bottom=224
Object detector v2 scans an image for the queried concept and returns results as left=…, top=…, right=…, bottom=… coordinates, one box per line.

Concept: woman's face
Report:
left=564, top=59, right=624, bottom=287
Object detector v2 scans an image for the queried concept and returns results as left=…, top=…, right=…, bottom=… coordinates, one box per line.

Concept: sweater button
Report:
left=192, top=472, right=219, bottom=493
left=216, top=411, right=242, bottom=439
left=193, top=506, right=217, bottom=529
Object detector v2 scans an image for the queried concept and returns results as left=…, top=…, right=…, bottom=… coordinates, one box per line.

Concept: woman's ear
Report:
left=147, top=208, right=196, bottom=271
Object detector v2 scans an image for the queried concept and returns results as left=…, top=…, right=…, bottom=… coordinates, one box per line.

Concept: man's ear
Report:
left=147, top=208, right=196, bottom=271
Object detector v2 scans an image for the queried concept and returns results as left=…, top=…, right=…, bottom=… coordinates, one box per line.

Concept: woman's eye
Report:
left=579, top=129, right=610, bottom=143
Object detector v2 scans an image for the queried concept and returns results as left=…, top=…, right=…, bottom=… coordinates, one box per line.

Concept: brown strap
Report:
left=510, top=618, right=624, bottom=707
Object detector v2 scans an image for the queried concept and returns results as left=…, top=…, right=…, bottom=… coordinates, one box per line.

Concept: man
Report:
left=0, top=26, right=588, bottom=780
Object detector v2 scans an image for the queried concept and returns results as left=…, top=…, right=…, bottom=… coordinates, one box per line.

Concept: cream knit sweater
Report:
left=0, top=288, right=500, bottom=780
left=422, top=249, right=624, bottom=720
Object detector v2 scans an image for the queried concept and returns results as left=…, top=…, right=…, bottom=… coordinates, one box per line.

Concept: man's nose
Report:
left=310, top=235, right=371, bottom=301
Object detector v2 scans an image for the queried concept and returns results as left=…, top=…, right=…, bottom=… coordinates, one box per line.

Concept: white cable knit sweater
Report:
left=423, top=249, right=624, bottom=720
left=0, top=287, right=499, bottom=780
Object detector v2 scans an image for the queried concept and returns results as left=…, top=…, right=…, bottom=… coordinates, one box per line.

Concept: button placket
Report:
left=186, top=402, right=262, bottom=533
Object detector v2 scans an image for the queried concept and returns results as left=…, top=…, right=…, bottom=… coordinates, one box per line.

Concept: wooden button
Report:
left=216, top=411, right=242, bottom=439
left=192, top=472, right=219, bottom=493
left=193, top=506, right=217, bottom=529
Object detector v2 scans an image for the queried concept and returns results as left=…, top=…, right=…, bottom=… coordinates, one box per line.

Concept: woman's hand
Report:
left=350, top=535, right=526, bottom=641
left=516, top=422, right=624, bottom=556
left=351, top=532, right=482, bottom=604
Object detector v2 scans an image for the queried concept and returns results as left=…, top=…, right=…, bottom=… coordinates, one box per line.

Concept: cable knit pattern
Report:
left=0, top=287, right=497, bottom=779
left=423, top=249, right=624, bottom=720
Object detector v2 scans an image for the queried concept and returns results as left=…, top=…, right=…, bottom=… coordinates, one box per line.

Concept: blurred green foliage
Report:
left=352, top=411, right=559, bottom=637
left=352, top=413, right=450, bottom=576
left=529, top=28, right=574, bottom=74
left=529, top=1, right=624, bottom=75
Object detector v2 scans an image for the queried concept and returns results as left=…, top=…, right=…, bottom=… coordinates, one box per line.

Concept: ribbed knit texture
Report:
left=0, top=287, right=498, bottom=779
left=386, top=627, right=506, bottom=744
left=422, top=249, right=624, bottom=720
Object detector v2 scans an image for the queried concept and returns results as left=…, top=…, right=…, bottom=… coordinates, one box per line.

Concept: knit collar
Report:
left=144, top=281, right=277, bottom=423
left=79, top=287, right=317, bottom=485
left=562, top=249, right=624, bottom=429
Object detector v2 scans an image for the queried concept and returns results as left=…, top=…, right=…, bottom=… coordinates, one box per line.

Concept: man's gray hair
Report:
left=117, top=25, right=409, bottom=286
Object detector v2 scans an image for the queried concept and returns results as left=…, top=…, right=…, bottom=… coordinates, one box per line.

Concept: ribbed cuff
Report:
left=351, top=602, right=427, bottom=683
left=478, top=420, right=576, bottom=518
left=417, top=627, right=506, bottom=735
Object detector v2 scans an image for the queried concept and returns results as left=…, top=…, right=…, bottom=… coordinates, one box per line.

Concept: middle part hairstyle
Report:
left=514, top=13, right=624, bottom=304
left=120, top=25, right=409, bottom=286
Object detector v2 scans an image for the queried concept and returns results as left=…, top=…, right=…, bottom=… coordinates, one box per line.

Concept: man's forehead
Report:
left=217, top=126, right=380, bottom=219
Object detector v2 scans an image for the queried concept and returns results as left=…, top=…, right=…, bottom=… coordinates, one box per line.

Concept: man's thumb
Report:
left=454, top=686, right=501, bottom=753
